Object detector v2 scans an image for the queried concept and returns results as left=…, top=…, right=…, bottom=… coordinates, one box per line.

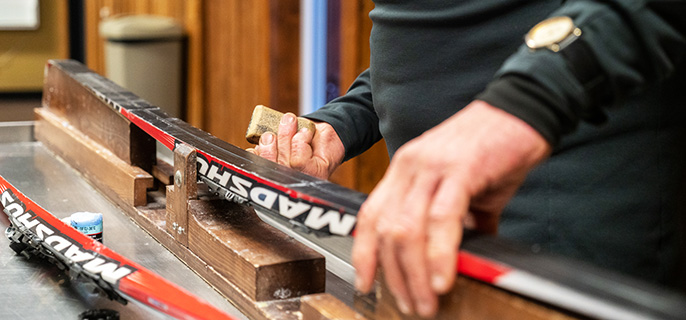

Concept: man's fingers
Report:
left=257, top=132, right=277, bottom=162
left=352, top=209, right=378, bottom=295
left=426, top=177, right=467, bottom=294
left=399, top=243, right=437, bottom=318
left=352, top=169, right=409, bottom=295
left=276, top=113, right=298, bottom=166
left=396, top=223, right=437, bottom=318
left=379, top=238, right=414, bottom=315
left=370, top=149, right=440, bottom=317
left=392, top=174, right=440, bottom=318
left=291, top=128, right=315, bottom=170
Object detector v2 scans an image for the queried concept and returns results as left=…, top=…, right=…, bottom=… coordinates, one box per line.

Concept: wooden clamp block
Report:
left=165, top=143, right=197, bottom=246
left=246, top=105, right=316, bottom=144
left=187, top=199, right=326, bottom=302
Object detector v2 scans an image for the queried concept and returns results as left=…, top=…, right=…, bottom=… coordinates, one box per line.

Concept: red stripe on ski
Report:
left=0, top=175, right=236, bottom=320
left=119, top=108, right=176, bottom=150
left=456, top=251, right=511, bottom=283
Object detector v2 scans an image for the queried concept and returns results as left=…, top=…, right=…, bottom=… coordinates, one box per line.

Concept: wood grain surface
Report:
left=188, top=199, right=326, bottom=301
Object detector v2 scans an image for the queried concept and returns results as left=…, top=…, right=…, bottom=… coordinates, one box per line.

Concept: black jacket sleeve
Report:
left=304, top=68, right=382, bottom=161
left=478, top=0, right=686, bottom=146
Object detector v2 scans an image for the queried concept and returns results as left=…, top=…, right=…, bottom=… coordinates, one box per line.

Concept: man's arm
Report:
left=305, top=68, right=382, bottom=162
left=353, top=0, right=686, bottom=318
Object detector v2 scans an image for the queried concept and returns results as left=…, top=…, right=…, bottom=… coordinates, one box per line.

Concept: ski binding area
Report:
left=1, top=59, right=685, bottom=319
left=0, top=175, right=238, bottom=320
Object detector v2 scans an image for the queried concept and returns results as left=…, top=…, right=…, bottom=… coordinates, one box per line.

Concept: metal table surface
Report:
left=0, top=122, right=248, bottom=320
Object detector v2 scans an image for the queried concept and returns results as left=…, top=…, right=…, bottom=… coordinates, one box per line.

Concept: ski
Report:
left=0, top=175, right=238, bottom=320
left=46, top=60, right=686, bottom=319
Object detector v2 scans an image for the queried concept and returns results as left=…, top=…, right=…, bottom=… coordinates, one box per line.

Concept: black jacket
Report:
left=306, top=0, right=686, bottom=288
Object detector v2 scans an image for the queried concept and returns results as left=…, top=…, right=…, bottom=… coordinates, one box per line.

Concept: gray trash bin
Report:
left=100, top=15, right=183, bottom=117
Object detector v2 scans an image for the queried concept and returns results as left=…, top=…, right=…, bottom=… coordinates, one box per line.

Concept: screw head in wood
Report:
left=175, top=170, right=182, bottom=186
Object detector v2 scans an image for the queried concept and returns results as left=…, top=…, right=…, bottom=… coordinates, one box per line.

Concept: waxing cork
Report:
left=246, top=105, right=317, bottom=144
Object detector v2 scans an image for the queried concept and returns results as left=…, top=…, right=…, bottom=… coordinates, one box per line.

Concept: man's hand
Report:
left=249, top=113, right=345, bottom=180
left=351, top=100, right=551, bottom=318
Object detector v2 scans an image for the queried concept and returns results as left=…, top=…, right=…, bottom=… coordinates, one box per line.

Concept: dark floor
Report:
left=0, top=92, right=42, bottom=122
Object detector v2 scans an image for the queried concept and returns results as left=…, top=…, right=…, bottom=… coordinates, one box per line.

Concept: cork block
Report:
left=246, top=105, right=316, bottom=144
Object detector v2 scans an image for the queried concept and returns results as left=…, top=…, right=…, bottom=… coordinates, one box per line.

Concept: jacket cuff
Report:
left=478, top=45, right=606, bottom=147
left=477, top=75, right=564, bottom=146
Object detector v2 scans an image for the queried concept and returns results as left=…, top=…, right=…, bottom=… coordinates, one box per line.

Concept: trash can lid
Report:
left=100, top=15, right=183, bottom=41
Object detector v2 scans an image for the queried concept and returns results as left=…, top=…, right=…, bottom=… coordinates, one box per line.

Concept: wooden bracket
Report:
left=165, top=143, right=197, bottom=246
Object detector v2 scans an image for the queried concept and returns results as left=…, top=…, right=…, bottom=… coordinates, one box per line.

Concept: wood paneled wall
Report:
left=84, top=0, right=204, bottom=127
left=84, top=0, right=387, bottom=193
left=203, top=0, right=300, bottom=149
left=202, top=0, right=385, bottom=192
